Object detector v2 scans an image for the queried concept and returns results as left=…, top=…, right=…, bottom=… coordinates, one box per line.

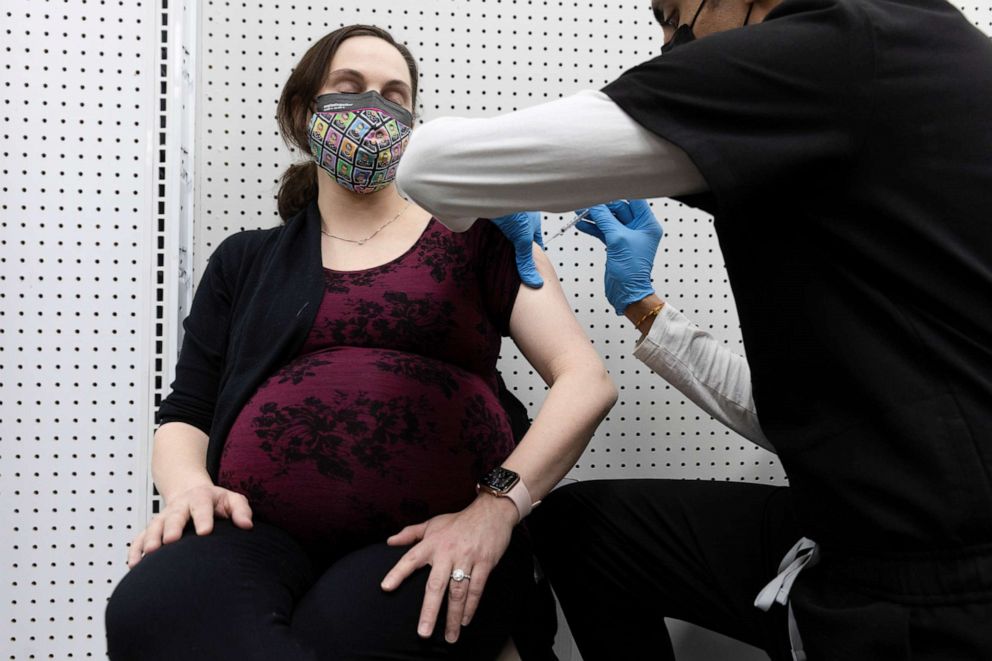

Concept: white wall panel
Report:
left=1, top=0, right=161, bottom=658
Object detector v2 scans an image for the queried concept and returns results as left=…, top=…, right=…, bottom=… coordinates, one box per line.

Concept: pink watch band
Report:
left=505, top=478, right=540, bottom=522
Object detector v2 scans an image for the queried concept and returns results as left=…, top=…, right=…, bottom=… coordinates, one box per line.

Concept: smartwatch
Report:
left=477, top=466, right=539, bottom=522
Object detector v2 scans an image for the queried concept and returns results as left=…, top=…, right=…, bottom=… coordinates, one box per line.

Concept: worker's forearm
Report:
left=151, top=421, right=213, bottom=503
left=630, top=301, right=773, bottom=451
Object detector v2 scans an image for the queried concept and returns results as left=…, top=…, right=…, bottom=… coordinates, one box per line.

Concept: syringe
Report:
left=545, top=209, right=594, bottom=244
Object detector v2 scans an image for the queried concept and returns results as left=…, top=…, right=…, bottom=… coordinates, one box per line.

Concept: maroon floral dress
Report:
left=217, top=218, right=522, bottom=556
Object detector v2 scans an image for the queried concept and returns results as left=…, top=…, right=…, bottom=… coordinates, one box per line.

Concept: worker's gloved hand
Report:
left=489, top=212, right=545, bottom=289
left=577, top=200, right=663, bottom=315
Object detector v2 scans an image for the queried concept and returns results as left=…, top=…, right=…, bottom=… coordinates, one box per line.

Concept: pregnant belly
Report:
left=217, top=347, right=516, bottom=554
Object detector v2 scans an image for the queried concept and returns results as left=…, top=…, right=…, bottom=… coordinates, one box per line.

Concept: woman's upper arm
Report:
left=508, top=245, right=607, bottom=385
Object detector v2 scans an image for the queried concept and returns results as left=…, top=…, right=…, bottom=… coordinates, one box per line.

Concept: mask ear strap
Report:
left=743, top=3, right=754, bottom=26
left=689, top=0, right=707, bottom=29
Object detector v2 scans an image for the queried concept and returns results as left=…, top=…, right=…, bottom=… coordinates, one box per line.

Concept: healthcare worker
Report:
left=395, top=0, right=992, bottom=659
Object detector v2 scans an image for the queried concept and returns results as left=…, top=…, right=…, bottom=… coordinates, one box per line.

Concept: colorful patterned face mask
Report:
left=308, top=91, right=414, bottom=194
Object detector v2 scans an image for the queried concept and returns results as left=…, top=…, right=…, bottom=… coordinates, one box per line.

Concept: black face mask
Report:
left=660, top=22, right=697, bottom=53
left=660, top=0, right=753, bottom=54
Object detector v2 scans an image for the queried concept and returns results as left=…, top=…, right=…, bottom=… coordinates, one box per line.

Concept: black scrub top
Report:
left=604, top=0, right=992, bottom=552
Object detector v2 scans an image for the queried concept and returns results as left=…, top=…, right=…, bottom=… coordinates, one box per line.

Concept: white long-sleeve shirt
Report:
left=634, top=304, right=772, bottom=451
left=396, top=90, right=707, bottom=230
left=396, top=89, right=772, bottom=450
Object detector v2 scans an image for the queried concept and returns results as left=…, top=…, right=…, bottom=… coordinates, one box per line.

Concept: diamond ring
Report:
left=450, top=569, right=471, bottom=582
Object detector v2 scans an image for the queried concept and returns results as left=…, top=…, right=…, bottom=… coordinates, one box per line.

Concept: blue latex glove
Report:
left=576, top=199, right=663, bottom=315
left=489, top=212, right=545, bottom=288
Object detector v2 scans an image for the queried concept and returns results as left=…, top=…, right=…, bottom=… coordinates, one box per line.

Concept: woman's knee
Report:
left=106, top=521, right=226, bottom=656
left=105, top=576, right=147, bottom=658
left=104, top=544, right=201, bottom=659
left=106, top=519, right=313, bottom=660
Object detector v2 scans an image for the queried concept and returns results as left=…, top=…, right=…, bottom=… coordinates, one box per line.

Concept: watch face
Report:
left=481, top=466, right=519, bottom=494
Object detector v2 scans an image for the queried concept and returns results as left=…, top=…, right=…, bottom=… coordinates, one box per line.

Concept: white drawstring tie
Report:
left=754, top=537, right=819, bottom=661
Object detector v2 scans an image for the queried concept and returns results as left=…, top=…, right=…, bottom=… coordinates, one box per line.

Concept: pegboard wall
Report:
left=0, top=2, right=990, bottom=660
left=0, top=0, right=165, bottom=659
left=1, top=0, right=168, bottom=658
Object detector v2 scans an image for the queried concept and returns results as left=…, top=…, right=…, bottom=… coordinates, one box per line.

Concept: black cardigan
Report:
left=156, top=201, right=530, bottom=481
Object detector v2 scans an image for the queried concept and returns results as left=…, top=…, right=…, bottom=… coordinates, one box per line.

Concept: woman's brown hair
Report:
left=275, top=25, right=419, bottom=222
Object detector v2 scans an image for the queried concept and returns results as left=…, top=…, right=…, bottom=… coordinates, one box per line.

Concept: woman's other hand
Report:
left=380, top=493, right=518, bottom=644
left=126, top=483, right=253, bottom=568
left=489, top=211, right=545, bottom=288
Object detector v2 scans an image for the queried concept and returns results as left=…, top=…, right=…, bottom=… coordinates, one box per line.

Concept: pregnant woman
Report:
left=104, top=25, right=618, bottom=661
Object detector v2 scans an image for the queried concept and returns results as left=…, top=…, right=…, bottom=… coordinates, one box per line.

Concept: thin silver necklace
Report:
left=320, top=202, right=411, bottom=246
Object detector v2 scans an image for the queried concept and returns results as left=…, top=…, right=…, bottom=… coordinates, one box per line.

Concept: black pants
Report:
left=105, top=519, right=544, bottom=661
left=530, top=479, right=992, bottom=661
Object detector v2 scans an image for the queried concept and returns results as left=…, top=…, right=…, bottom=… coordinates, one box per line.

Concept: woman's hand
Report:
left=126, top=483, right=253, bottom=568
left=380, top=494, right=518, bottom=643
